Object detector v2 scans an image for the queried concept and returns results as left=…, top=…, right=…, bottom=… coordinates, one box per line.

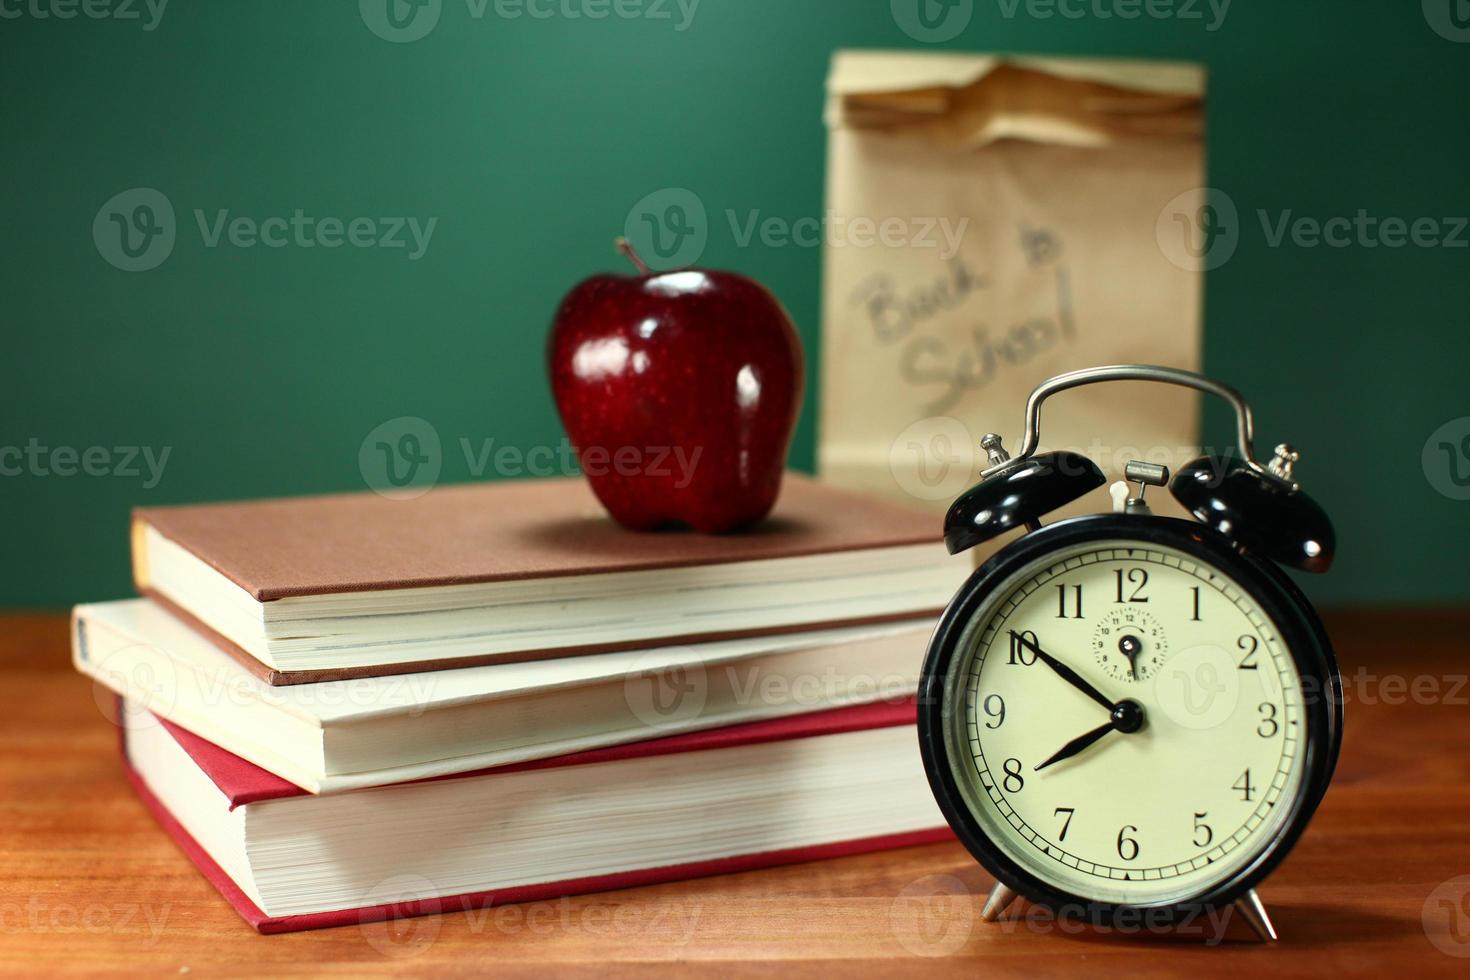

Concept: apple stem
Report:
left=614, top=237, right=652, bottom=276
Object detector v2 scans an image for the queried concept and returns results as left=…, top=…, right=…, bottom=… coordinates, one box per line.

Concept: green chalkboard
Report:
left=2, top=1, right=1467, bottom=607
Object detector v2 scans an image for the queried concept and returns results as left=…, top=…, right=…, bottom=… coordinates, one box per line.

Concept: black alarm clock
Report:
left=917, top=365, right=1342, bottom=942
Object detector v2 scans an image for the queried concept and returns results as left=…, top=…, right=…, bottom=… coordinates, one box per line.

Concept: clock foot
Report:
left=980, top=882, right=1018, bottom=922
left=1233, top=889, right=1278, bottom=942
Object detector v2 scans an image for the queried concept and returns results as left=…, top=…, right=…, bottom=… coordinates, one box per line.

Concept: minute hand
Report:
left=1011, top=631, right=1114, bottom=712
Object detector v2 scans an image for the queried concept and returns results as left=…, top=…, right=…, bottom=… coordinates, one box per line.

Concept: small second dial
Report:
left=1092, top=607, right=1168, bottom=682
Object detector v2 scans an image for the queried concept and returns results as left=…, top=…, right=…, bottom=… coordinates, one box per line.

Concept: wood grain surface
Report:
left=1, top=610, right=1466, bottom=976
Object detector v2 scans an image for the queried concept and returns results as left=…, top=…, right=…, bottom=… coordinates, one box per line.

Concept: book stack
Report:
left=74, top=475, right=967, bottom=932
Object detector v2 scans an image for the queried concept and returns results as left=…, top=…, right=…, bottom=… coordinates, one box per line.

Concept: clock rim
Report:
left=917, top=513, right=1343, bottom=924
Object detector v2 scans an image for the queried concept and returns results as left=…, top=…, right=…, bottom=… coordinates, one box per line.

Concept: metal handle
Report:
left=980, top=364, right=1264, bottom=479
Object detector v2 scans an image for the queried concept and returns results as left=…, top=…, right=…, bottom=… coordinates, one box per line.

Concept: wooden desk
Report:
left=1, top=611, right=1466, bottom=976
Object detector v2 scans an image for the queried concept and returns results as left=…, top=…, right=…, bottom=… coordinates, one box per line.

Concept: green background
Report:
left=3, top=1, right=1467, bottom=609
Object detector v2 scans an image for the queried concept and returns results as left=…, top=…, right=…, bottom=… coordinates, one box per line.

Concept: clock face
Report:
left=940, top=537, right=1309, bottom=907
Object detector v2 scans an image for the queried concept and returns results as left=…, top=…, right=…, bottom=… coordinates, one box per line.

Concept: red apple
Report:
left=548, top=240, right=804, bottom=533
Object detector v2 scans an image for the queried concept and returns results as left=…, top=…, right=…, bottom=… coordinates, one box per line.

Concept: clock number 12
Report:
left=1114, top=568, right=1150, bottom=603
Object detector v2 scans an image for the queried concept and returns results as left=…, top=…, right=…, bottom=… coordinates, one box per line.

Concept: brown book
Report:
left=132, top=474, right=965, bottom=684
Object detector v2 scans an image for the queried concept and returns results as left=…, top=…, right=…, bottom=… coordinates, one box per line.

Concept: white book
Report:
left=76, top=598, right=935, bottom=793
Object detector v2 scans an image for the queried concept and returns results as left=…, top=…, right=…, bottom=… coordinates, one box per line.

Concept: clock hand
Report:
left=1118, top=634, right=1142, bottom=680
left=1034, top=721, right=1114, bottom=772
left=1033, top=700, right=1146, bottom=772
left=1011, top=631, right=1114, bottom=712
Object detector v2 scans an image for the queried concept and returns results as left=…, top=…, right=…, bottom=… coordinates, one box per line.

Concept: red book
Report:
left=120, top=697, right=952, bottom=933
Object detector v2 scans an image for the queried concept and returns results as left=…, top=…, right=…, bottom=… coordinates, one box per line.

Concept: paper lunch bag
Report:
left=819, top=51, right=1207, bottom=524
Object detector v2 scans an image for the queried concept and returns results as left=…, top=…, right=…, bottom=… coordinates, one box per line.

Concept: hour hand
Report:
left=1034, top=721, right=1113, bottom=771
left=1034, top=700, right=1145, bottom=772
left=1011, top=631, right=1114, bottom=712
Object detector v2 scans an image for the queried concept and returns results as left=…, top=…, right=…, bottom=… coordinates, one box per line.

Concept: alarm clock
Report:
left=917, top=365, right=1342, bottom=942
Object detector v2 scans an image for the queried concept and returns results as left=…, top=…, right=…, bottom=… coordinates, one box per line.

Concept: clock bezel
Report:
left=917, top=513, right=1343, bottom=925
